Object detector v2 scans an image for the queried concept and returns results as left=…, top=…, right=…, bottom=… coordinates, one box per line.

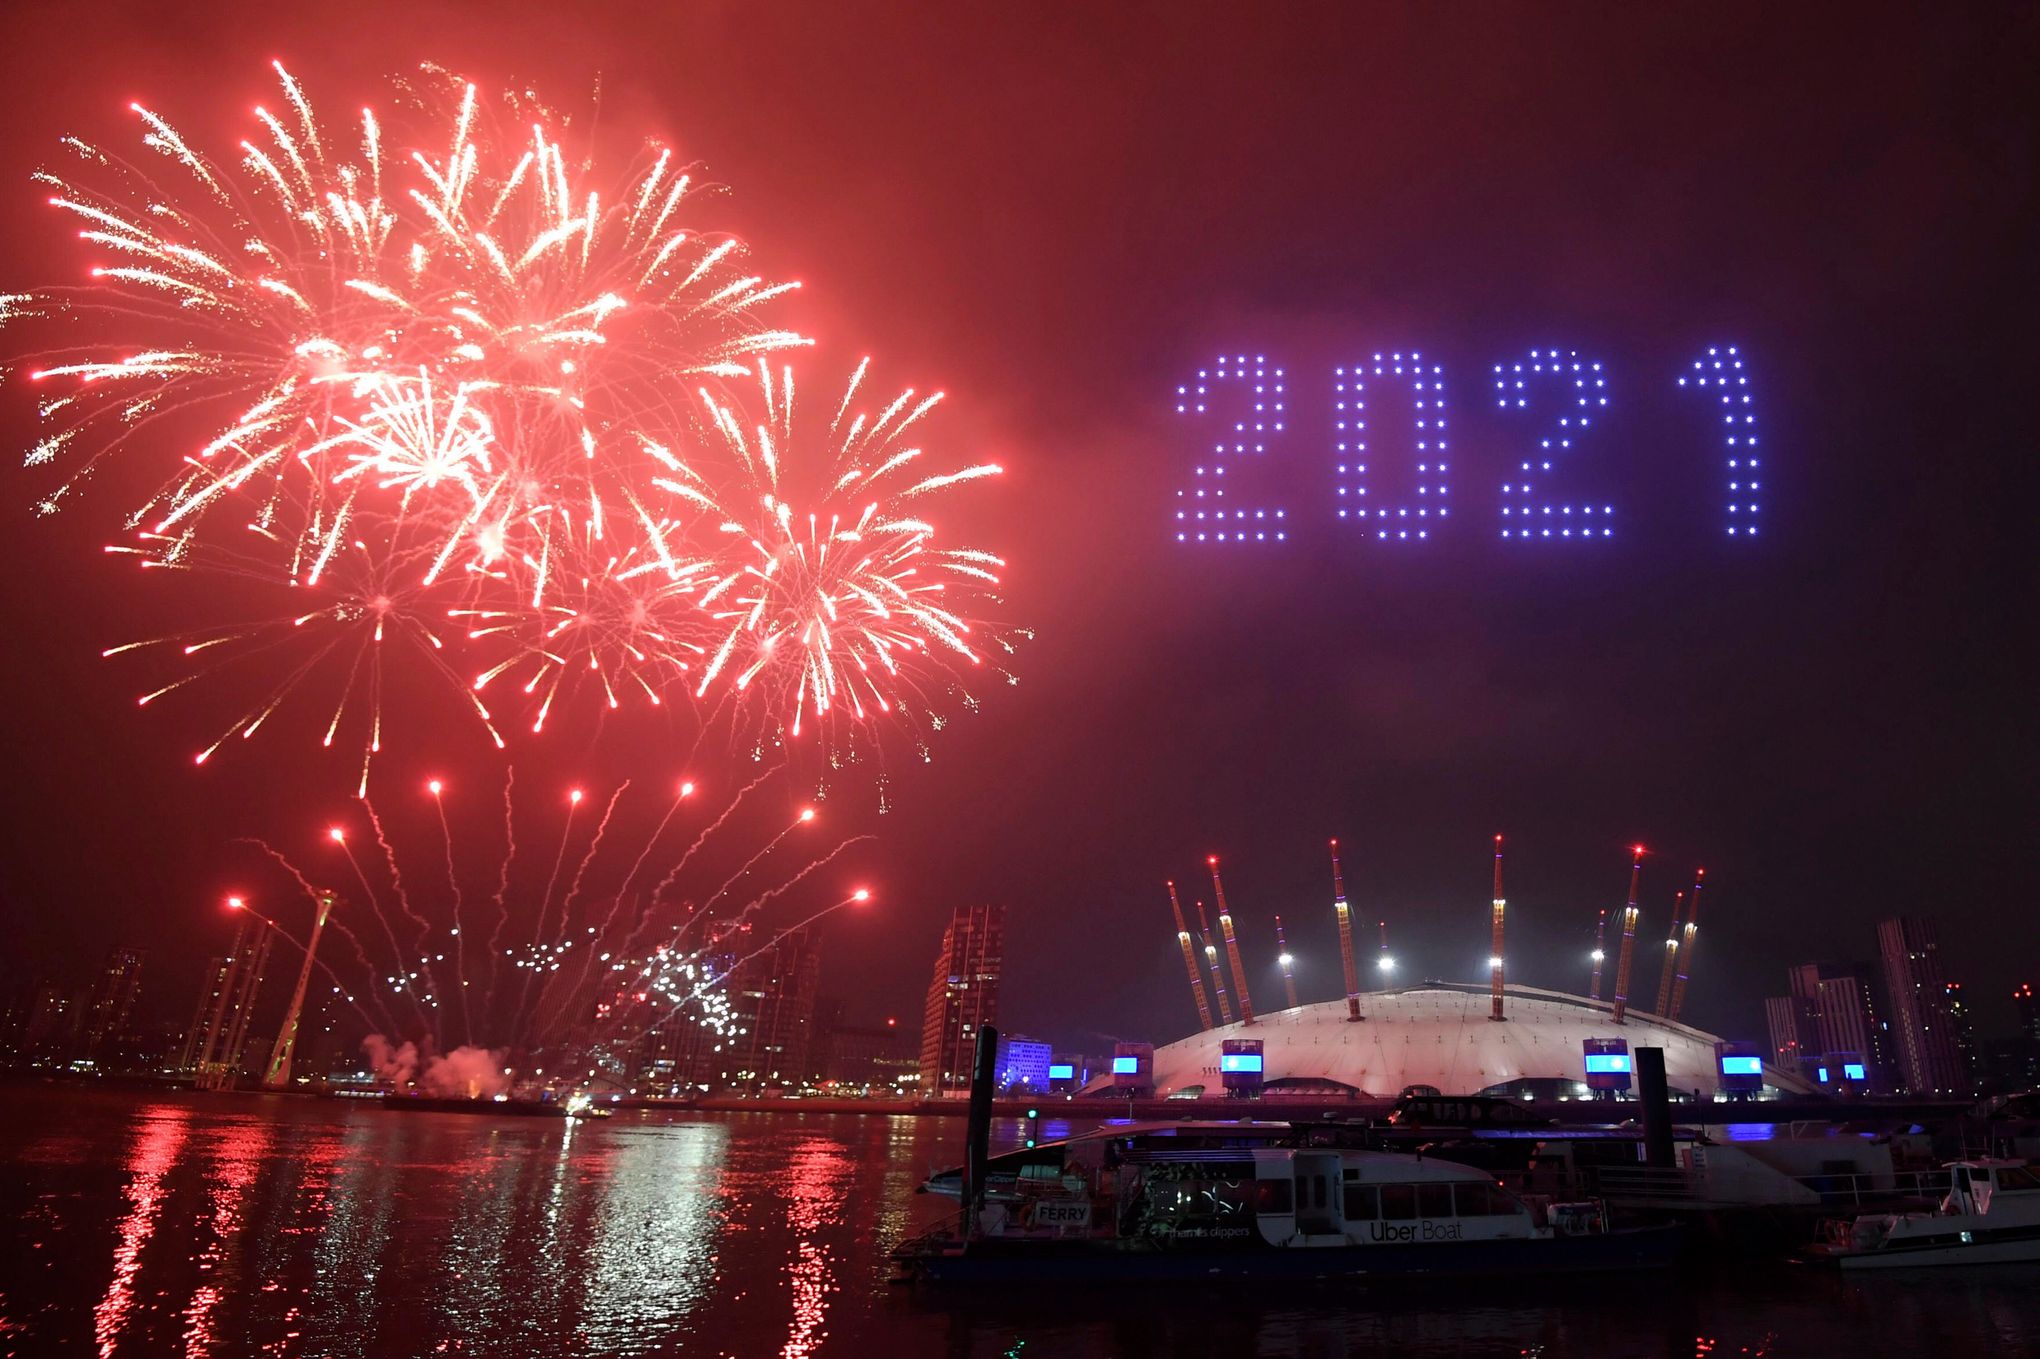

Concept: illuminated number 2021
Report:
left=1334, top=353, right=1449, bottom=541
left=1174, top=355, right=1287, bottom=543
left=1172, top=344, right=1761, bottom=543
left=1495, top=349, right=1613, bottom=540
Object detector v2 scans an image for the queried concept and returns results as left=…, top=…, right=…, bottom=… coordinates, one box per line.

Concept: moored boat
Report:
left=1806, top=1159, right=2040, bottom=1269
left=896, top=1120, right=1680, bottom=1284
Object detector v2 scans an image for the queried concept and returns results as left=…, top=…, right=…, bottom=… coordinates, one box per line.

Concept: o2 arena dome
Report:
left=1084, top=982, right=1813, bottom=1101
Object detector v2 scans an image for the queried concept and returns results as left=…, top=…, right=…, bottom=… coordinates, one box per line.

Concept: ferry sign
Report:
left=1368, top=1218, right=1464, bottom=1243
left=1033, top=1200, right=1093, bottom=1235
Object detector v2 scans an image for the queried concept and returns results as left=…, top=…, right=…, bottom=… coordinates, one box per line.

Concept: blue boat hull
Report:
left=901, top=1224, right=1682, bottom=1285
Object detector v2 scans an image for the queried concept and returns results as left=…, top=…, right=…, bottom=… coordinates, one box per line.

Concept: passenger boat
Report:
left=1808, top=1159, right=2040, bottom=1269
left=896, top=1120, right=1680, bottom=1284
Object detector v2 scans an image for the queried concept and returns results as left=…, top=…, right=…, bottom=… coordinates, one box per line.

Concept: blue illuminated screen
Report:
left=1047, top=1063, right=1075, bottom=1080
left=1816, top=1066, right=1830, bottom=1083
left=1111, top=1056, right=1140, bottom=1075
left=1219, top=1053, right=1264, bottom=1074
left=1843, top=1063, right=1867, bottom=1081
left=1719, top=1056, right=1764, bottom=1076
left=1583, top=1054, right=1632, bottom=1075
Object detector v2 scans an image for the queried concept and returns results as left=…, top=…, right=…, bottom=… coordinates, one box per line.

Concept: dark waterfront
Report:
left=0, top=1090, right=2035, bottom=1356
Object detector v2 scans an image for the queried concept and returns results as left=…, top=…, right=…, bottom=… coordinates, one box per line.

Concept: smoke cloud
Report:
left=362, top=1036, right=513, bottom=1099
left=362, top=1034, right=418, bottom=1086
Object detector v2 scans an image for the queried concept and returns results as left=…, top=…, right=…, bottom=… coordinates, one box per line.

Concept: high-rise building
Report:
left=824, top=1016, right=919, bottom=1091
left=733, top=925, right=824, bottom=1090
left=2000, top=983, right=2040, bottom=1093
left=1800, top=963, right=1888, bottom=1086
left=918, top=904, right=1005, bottom=1096
left=190, top=918, right=275, bottom=1089
left=1945, top=982, right=1976, bottom=1091
left=994, top=1032, right=1054, bottom=1092
left=21, top=982, right=76, bottom=1062
left=639, top=923, right=825, bottom=1093
left=0, top=976, right=38, bottom=1063
left=2, top=977, right=75, bottom=1065
left=1764, top=994, right=1817, bottom=1077
left=177, top=954, right=236, bottom=1071
left=1876, top=916, right=1966, bottom=1096
left=806, top=996, right=847, bottom=1086
left=77, top=946, right=145, bottom=1066
left=1767, top=962, right=1890, bottom=1089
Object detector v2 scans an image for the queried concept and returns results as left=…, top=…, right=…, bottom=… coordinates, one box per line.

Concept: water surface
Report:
left=1, top=1088, right=2034, bottom=1356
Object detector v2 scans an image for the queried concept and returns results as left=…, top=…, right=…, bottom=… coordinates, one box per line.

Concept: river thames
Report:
left=1, top=1088, right=2035, bottom=1357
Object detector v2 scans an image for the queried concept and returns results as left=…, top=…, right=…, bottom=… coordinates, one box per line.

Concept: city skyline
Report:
left=11, top=895, right=2036, bottom=1102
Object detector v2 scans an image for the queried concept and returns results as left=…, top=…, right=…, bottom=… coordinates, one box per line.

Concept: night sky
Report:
left=1, top=3, right=2033, bottom=1050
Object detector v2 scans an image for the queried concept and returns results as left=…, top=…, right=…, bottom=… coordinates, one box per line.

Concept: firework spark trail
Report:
left=591, top=798, right=824, bottom=1042
left=238, top=838, right=403, bottom=1037
left=610, top=764, right=780, bottom=968
left=511, top=787, right=584, bottom=1034
left=691, top=806, right=819, bottom=935
left=229, top=768, right=865, bottom=1081
left=611, top=850, right=871, bottom=1050
left=483, top=764, right=520, bottom=1016
left=645, top=766, right=778, bottom=908
left=525, top=779, right=630, bottom=1043
left=615, top=779, right=693, bottom=907
left=716, top=834, right=873, bottom=932
left=427, top=779, right=474, bottom=1047
left=558, top=780, right=629, bottom=940
left=363, top=795, right=445, bottom=1016
left=535, top=777, right=697, bottom=1046
left=329, top=829, right=434, bottom=1032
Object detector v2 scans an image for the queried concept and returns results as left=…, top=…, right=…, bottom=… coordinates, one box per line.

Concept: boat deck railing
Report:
left=1588, top=1166, right=1708, bottom=1206
left=1787, top=1169, right=1943, bottom=1209
left=1584, top=1164, right=1947, bottom=1212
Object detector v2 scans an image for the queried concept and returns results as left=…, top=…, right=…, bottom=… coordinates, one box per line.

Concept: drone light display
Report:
left=1177, top=345, right=1760, bottom=543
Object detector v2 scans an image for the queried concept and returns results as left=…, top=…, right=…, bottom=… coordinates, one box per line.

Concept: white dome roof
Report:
left=1095, top=982, right=1810, bottom=1100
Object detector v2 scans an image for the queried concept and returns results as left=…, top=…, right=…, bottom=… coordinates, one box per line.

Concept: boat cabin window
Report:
left=1143, top=1163, right=1270, bottom=1222
left=1454, top=1182, right=1516, bottom=1216
left=1344, top=1185, right=1379, bottom=1220
left=1379, top=1184, right=1417, bottom=1220
left=1418, top=1184, right=1453, bottom=1219
left=1993, top=1165, right=2040, bottom=1191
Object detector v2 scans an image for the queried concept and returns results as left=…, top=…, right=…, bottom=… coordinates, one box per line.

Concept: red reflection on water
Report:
left=181, top=1118, right=274, bottom=1357
left=779, top=1136, right=851, bottom=1359
left=92, top=1106, right=190, bottom=1357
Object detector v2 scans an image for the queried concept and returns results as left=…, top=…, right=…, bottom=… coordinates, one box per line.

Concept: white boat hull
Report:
left=1838, top=1236, right=2040, bottom=1269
